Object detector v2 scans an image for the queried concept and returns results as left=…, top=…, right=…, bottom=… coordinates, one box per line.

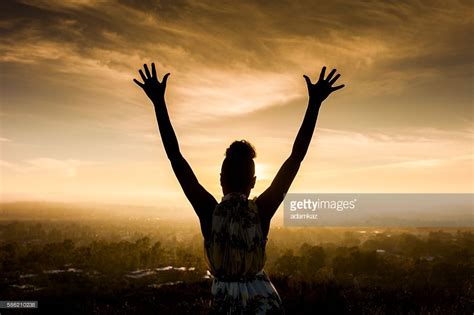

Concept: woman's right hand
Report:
left=303, top=67, right=344, bottom=103
left=133, top=63, right=170, bottom=103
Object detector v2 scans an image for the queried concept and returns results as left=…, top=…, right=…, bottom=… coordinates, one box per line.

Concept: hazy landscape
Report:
left=0, top=202, right=472, bottom=314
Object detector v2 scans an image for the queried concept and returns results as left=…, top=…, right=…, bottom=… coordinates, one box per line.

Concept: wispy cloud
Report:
left=2, top=157, right=99, bottom=177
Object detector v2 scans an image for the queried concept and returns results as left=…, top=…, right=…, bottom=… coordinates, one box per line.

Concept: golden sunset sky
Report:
left=0, top=0, right=472, bottom=212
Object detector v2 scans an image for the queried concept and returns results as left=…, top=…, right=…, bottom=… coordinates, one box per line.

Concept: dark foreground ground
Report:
left=1, top=267, right=472, bottom=315
left=0, top=220, right=472, bottom=314
left=2, top=278, right=473, bottom=315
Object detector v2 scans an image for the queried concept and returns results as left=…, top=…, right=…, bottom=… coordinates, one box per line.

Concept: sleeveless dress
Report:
left=204, top=192, right=284, bottom=314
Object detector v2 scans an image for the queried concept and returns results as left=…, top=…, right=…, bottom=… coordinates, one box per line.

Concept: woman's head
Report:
left=220, top=140, right=256, bottom=196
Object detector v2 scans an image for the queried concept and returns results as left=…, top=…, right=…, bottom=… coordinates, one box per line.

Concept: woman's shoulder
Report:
left=248, top=196, right=259, bottom=209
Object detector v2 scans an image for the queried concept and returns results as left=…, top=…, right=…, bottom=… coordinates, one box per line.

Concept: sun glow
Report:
left=255, top=163, right=270, bottom=181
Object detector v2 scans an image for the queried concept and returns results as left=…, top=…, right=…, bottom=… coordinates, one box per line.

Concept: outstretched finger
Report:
left=319, top=66, right=326, bottom=81
left=161, top=73, right=170, bottom=85
left=144, top=64, right=151, bottom=79
left=329, top=74, right=340, bottom=85
left=139, top=69, right=147, bottom=82
left=151, top=63, right=157, bottom=79
left=133, top=78, right=144, bottom=88
left=332, top=84, right=345, bottom=91
left=326, top=69, right=336, bottom=82
left=303, top=75, right=312, bottom=86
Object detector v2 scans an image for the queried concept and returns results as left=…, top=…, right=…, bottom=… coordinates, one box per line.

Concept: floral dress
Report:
left=204, top=192, right=284, bottom=314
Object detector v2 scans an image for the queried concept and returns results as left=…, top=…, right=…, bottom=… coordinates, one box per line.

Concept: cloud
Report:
left=3, top=0, right=471, bottom=74
left=172, top=68, right=302, bottom=120
left=0, top=159, right=20, bottom=171
left=1, top=0, right=471, bottom=122
left=18, top=0, right=101, bottom=11
left=2, top=157, right=99, bottom=177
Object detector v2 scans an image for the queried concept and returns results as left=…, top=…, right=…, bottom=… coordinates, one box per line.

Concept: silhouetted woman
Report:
left=133, top=64, right=344, bottom=314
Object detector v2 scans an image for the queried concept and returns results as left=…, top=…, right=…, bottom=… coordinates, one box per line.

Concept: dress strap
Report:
left=222, top=192, right=249, bottom=202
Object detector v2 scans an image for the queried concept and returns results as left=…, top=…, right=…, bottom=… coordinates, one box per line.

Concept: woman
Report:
left=133, top=64, right=344, bottom=314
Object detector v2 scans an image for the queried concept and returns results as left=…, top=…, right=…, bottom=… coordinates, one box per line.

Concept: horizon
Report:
left=1, top=194, right=472, bottom=227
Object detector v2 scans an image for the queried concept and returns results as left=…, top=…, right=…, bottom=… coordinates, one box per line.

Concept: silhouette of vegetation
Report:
left=0, top=218, right=472, bottom=314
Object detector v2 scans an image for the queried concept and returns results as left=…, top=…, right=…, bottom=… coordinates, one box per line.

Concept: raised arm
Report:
left=256, top=67, right=344, bottom=233
left=133, top=63, right=217, bottom=230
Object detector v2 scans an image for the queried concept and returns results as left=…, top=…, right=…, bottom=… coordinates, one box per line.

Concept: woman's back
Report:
left=205, top=192, right=283, bottom=314
left=205, top=192, right=266, bottom=279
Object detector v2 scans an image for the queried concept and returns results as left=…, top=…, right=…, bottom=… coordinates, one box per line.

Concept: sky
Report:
left=0, top=0, right=473, bottom=213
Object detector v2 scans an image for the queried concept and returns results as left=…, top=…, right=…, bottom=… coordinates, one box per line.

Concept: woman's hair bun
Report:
left=225, top=140, right=256, bottom=160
